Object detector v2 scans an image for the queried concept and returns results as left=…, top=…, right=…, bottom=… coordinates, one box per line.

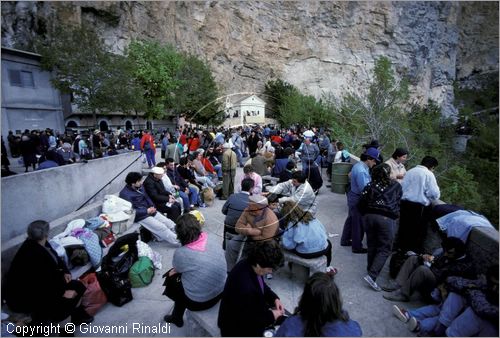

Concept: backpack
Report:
left=129, top=256, right=155, bottom=288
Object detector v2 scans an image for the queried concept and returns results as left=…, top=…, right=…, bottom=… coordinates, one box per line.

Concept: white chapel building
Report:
left=224, top=94, right=266, bottom=126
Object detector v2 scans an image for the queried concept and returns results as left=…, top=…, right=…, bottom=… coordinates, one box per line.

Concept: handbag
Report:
left=96, top=270, right=133, bottom=307
left=162, top=269, right=183, bottom=300
left=80, top=272, right=107, bottom=316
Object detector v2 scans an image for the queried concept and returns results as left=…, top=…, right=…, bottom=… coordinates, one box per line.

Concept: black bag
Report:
left=97, top=233, right=139, bottom=306
left=97, top=270, right=133, bottom=307
left=162, top=269, right=183, bottom=300
left=139, top=226, right=153, bottom=243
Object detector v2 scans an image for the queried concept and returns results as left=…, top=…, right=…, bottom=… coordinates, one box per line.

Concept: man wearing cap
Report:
left=120, top=172, right=179, bottom=246
left=143, top=166, right=182, bottom=221
left=224, top=194, right=280, bottom=272
left=341, top=147, right=380, bottom=254
left=221, top=142, right=237, bottom=200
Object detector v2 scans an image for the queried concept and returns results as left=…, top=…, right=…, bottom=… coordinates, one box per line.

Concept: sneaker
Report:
left=383, top=289, right=409, bottom=302
left=392, top=305, right=410, bottom=323
left=363, top=275, right=382, bottom=292
left=381, top=279, right=401, bottom=292
left=407, top=316, right=420, bottom=332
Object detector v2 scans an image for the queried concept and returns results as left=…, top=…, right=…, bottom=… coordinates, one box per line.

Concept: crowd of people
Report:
left=2, top=122, right=497, bottom=337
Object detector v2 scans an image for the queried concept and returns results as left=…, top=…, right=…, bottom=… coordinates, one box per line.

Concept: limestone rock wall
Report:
left=2, top=1, right=498, bottom=117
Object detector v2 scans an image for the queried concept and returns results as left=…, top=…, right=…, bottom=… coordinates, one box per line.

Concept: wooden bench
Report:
left=282, top=250, right=327, bottom=278
left=185, top=302, right=221, bottom=337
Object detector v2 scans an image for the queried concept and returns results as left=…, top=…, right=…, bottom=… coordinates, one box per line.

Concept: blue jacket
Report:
left=222, top=192, right=250, bottom=233
left=119, top=184, right=155, bottom=222
left=275, top=313, right=362, bottom=337
left=350, top=161, right=371, bottom=195
left=281, top=218, right=328, bottom=254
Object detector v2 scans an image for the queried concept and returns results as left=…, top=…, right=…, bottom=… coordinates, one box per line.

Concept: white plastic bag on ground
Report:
left=136, top=239, right=162, bottom=270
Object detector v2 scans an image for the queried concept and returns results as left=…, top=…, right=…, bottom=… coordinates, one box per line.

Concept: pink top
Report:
left=239, top=172, right=263, bottom=195
left=185, top=232, right=208, bottom=252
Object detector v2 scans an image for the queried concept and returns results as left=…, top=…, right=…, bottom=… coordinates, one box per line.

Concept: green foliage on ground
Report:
left=265, top=57, right=498, bottom=227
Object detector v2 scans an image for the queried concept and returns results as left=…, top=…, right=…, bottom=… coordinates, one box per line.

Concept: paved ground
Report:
left=4, top=153, right=423, bottom=336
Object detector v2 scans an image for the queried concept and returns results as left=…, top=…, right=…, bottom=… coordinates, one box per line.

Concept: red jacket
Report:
left=140, top=134, right=155, bottom=151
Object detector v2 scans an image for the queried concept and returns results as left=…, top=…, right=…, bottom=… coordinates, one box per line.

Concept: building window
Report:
left=8, top=69, right=34, bottom=88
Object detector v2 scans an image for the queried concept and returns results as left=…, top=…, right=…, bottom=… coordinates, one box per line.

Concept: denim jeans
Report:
left=341, top=191, right=364, bottom=250
left=234, top=148, right=243, bottom=166
left=145, top=148, right=156, bottom=167
left=213, top=164, right=223, bottom=178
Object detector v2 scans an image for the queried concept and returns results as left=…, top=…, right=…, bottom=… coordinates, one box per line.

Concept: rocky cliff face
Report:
left=2, top=1, right=498, bottom=117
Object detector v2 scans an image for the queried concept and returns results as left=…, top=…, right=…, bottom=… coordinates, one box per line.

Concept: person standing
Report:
left=299, top=131, right=322, bottom=193
left=140, top=130, right=156, bottom=168
left=385, top=148, right=408, bottom=183
left=359, top=163, right=402, bottom=292
left=340, top=147, right=380, bottom=253
left=395, top=156, right=440, bottom=254
left=221, top=142, right=237, bottom=200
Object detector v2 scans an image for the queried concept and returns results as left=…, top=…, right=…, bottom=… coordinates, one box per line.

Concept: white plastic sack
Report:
left=102, top=195, right=133, bottom=222
left=136, top=240, right=162, bottom=270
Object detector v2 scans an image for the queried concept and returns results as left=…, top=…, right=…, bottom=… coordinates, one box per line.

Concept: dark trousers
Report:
left=396, top=200, right=431, bottom=254
left=396, top=255, right=436, bottom=298
left=157, top=202, right=182, bottom=222
left=166, top=274, right=222, bottom=321
left=288, top=239, right=333, bottom=266
left=222, top=170, right=236, bottom=199
left=33, top=280, right=86, bottom=323
left=341, top=191, right=364, bottom=251
left=364, top=214, right=396, bottom=280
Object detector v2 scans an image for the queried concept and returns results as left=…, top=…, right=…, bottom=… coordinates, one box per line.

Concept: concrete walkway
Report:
left=4, top=154, right=421, bottom=336
left=72, top=166, right=421, bottom=337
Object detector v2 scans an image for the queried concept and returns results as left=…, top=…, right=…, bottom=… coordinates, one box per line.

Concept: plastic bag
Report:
left=80, top=273, right=107, bottom=316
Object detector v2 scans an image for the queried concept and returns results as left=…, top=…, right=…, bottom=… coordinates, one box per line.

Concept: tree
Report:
left=264, top=79, right=298, bottom=118
left=337, top=56, right=411, bottom=155
left=172, top=54, right=221, bottom=125
left=126, top=40, right=183, bottom=120
left=36, top=24, right=142, bottom=127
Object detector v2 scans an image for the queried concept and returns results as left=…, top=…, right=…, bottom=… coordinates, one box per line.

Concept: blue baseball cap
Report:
left=364, top=147, right=381, bottom=162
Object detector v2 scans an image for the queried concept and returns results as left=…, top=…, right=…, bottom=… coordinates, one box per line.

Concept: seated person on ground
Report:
left=191, top=151, right=217, bottom=188
left=143, top=166, right=182, bottom=221
left=275, top=272, right=362, bottom=337
left=225, top=195, right=280, bottom=272
left=218, top=241, right=285, bottom=337
left=265, top=171, right=318, bottom=216
left=119, top=172, right=179, bottom=246
left=382, top=236, right=476, bottom=302
left=278, top=161, right=295, bottom=183
left=238, top=164, right=263, bottom=195
left=280, top=201, right=333, bottom=267
left=165, top=158, right=200, bottom=210
left=221, top=178, right=255, bottom=252
left=392, top=265, right=498, bottom=337
left=163, top=213, right=227, bottom=328
left=4, top=220, right=93, bottom=326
